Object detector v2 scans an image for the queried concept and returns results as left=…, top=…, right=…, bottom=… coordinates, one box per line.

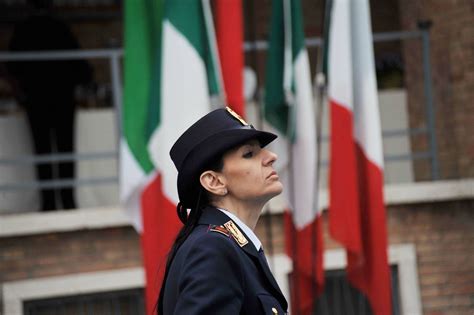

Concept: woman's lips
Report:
left=267, top=170, right=278, bottom=179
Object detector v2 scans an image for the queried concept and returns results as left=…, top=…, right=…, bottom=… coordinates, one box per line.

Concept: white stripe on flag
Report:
left=292, top=49, right=318, bottom=228
left=120, top=139, right=146, bottom=231
left=351, top=0, right=384, bottom=168
left=328, top=0, right=353, bottom=111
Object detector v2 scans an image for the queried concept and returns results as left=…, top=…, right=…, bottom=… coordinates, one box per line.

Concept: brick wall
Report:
left=387, top=201, right=474, bottom=315
left=0, top=227, right=142, bottom=284
left=398, top=0, right=474, bottom=180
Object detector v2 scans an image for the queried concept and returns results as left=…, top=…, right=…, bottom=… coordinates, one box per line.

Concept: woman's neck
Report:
left=213, top=198, right=264, bottom=230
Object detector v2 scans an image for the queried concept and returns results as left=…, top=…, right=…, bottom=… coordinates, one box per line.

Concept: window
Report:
left=268, top=244, right=422, bottom=315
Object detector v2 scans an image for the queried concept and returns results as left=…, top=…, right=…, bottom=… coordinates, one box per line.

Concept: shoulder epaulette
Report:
left=224, top=220, right=249, bottom=247
left=208, top=221, right=249, bottom=248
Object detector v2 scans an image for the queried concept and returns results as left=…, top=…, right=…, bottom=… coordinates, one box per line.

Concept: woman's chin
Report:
left=266, top=182, right=284, bottom=199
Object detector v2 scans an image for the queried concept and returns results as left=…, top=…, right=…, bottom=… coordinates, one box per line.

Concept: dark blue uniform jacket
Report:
left=162, top=206, right=288, bottom=314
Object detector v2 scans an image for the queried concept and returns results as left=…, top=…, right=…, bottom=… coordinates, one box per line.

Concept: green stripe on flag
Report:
left=264, top=0, right=288, bottom=135
left=290, top=0, right=305, bottom=59
left=123, top=0, right=162, bottom=174
left=145, top=0, right=163, bottom=143
left=265, top=0, right=306, bottom=139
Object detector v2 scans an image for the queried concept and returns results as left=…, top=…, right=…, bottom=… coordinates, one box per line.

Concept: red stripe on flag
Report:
left=348, top=143, right=392, bottom=315
left=329, top=99, right=362, bottom=255
left=284, top=211, right=324, bottom=315
left=215, top=0, right=245, bottom=117
left=141, top=173, right=181, bottom=314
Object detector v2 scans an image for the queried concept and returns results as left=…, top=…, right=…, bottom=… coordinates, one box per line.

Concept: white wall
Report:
left=0, top=113, right=39, bottom=213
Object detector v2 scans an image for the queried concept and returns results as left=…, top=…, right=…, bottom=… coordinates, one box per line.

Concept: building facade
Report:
left=0, top=0, right=473, bottom=314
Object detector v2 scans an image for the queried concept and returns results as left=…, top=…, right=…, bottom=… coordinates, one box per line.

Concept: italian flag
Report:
left=328, top=0, right=392, bottom=314
left=121, top=1, right=221, bottom=313
left=264, top=0, right=323, bottom=314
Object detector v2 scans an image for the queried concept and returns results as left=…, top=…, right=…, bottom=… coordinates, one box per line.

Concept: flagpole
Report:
left=286, top=110, right=300, bottom=313
left=311, top=50, right=325, bottom=313
left=312, top=0, right=332, bottom=311
left=281, top=0, right=302, bottom=310
left=202, top=0, right=227, bottom=108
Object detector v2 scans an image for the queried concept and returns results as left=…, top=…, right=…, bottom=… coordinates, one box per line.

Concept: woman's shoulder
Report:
left=170, top=224, right=246, bottom=278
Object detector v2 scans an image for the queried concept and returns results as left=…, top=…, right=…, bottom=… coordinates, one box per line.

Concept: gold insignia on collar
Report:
left=226, top=106, right=248, bottom=126
left=224, top=220, right=249, bottom=247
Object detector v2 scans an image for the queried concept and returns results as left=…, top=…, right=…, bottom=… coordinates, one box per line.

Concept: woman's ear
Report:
left=199, top=171, right=227, bottom=196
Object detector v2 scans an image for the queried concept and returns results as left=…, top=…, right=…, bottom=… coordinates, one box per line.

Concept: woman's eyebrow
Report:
left=242, top=142, right=259, bottom=150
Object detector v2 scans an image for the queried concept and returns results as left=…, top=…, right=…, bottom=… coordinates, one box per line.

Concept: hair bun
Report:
left=176, top=202, right=188, bottom=224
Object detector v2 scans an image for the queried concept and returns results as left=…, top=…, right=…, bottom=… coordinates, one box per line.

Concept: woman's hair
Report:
left=156, top=156, right=224, bottom=314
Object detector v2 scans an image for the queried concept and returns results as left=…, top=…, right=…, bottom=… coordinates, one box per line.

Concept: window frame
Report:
left=2, top=268, right=144, bottom=315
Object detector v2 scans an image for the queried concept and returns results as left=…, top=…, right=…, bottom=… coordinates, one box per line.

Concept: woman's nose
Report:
left=262, top=149, right=277, bottom=166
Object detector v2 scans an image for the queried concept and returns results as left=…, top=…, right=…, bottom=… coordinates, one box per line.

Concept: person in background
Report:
left=7, top=0, right=92, bottom=211
left=158, top=107, right=288, bottom=314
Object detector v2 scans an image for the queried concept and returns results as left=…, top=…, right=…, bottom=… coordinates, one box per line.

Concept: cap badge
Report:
left=226, top=106, right=248, bottom=126
left=224, top=220, right=249, bottom=247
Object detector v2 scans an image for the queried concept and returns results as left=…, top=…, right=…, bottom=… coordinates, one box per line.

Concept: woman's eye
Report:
left=243, top=151, right=253, bottom=158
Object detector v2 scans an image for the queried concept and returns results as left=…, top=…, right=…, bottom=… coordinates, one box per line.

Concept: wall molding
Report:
left=0, top=206, right=130, bottom=237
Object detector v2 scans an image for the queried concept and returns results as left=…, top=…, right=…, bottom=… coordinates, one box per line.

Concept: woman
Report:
left=157, top=107, right=288, bottom=314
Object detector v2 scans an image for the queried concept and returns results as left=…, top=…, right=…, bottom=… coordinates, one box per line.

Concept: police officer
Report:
left=157, top=107, right=288, bottom=314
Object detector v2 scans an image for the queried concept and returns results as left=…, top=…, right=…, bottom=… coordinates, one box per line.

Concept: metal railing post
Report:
left=110, top=51, right=123, bottom=159
left=418, top=20, right=440, bottom=180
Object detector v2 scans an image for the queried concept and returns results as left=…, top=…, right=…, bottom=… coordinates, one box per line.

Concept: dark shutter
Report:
left=313, top=265, right=400, bottom=315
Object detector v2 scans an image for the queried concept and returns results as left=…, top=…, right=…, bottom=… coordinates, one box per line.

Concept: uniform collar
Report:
left=216, top=208, right=262, bottom=251
left=198, top=207, right=262, bottom=250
